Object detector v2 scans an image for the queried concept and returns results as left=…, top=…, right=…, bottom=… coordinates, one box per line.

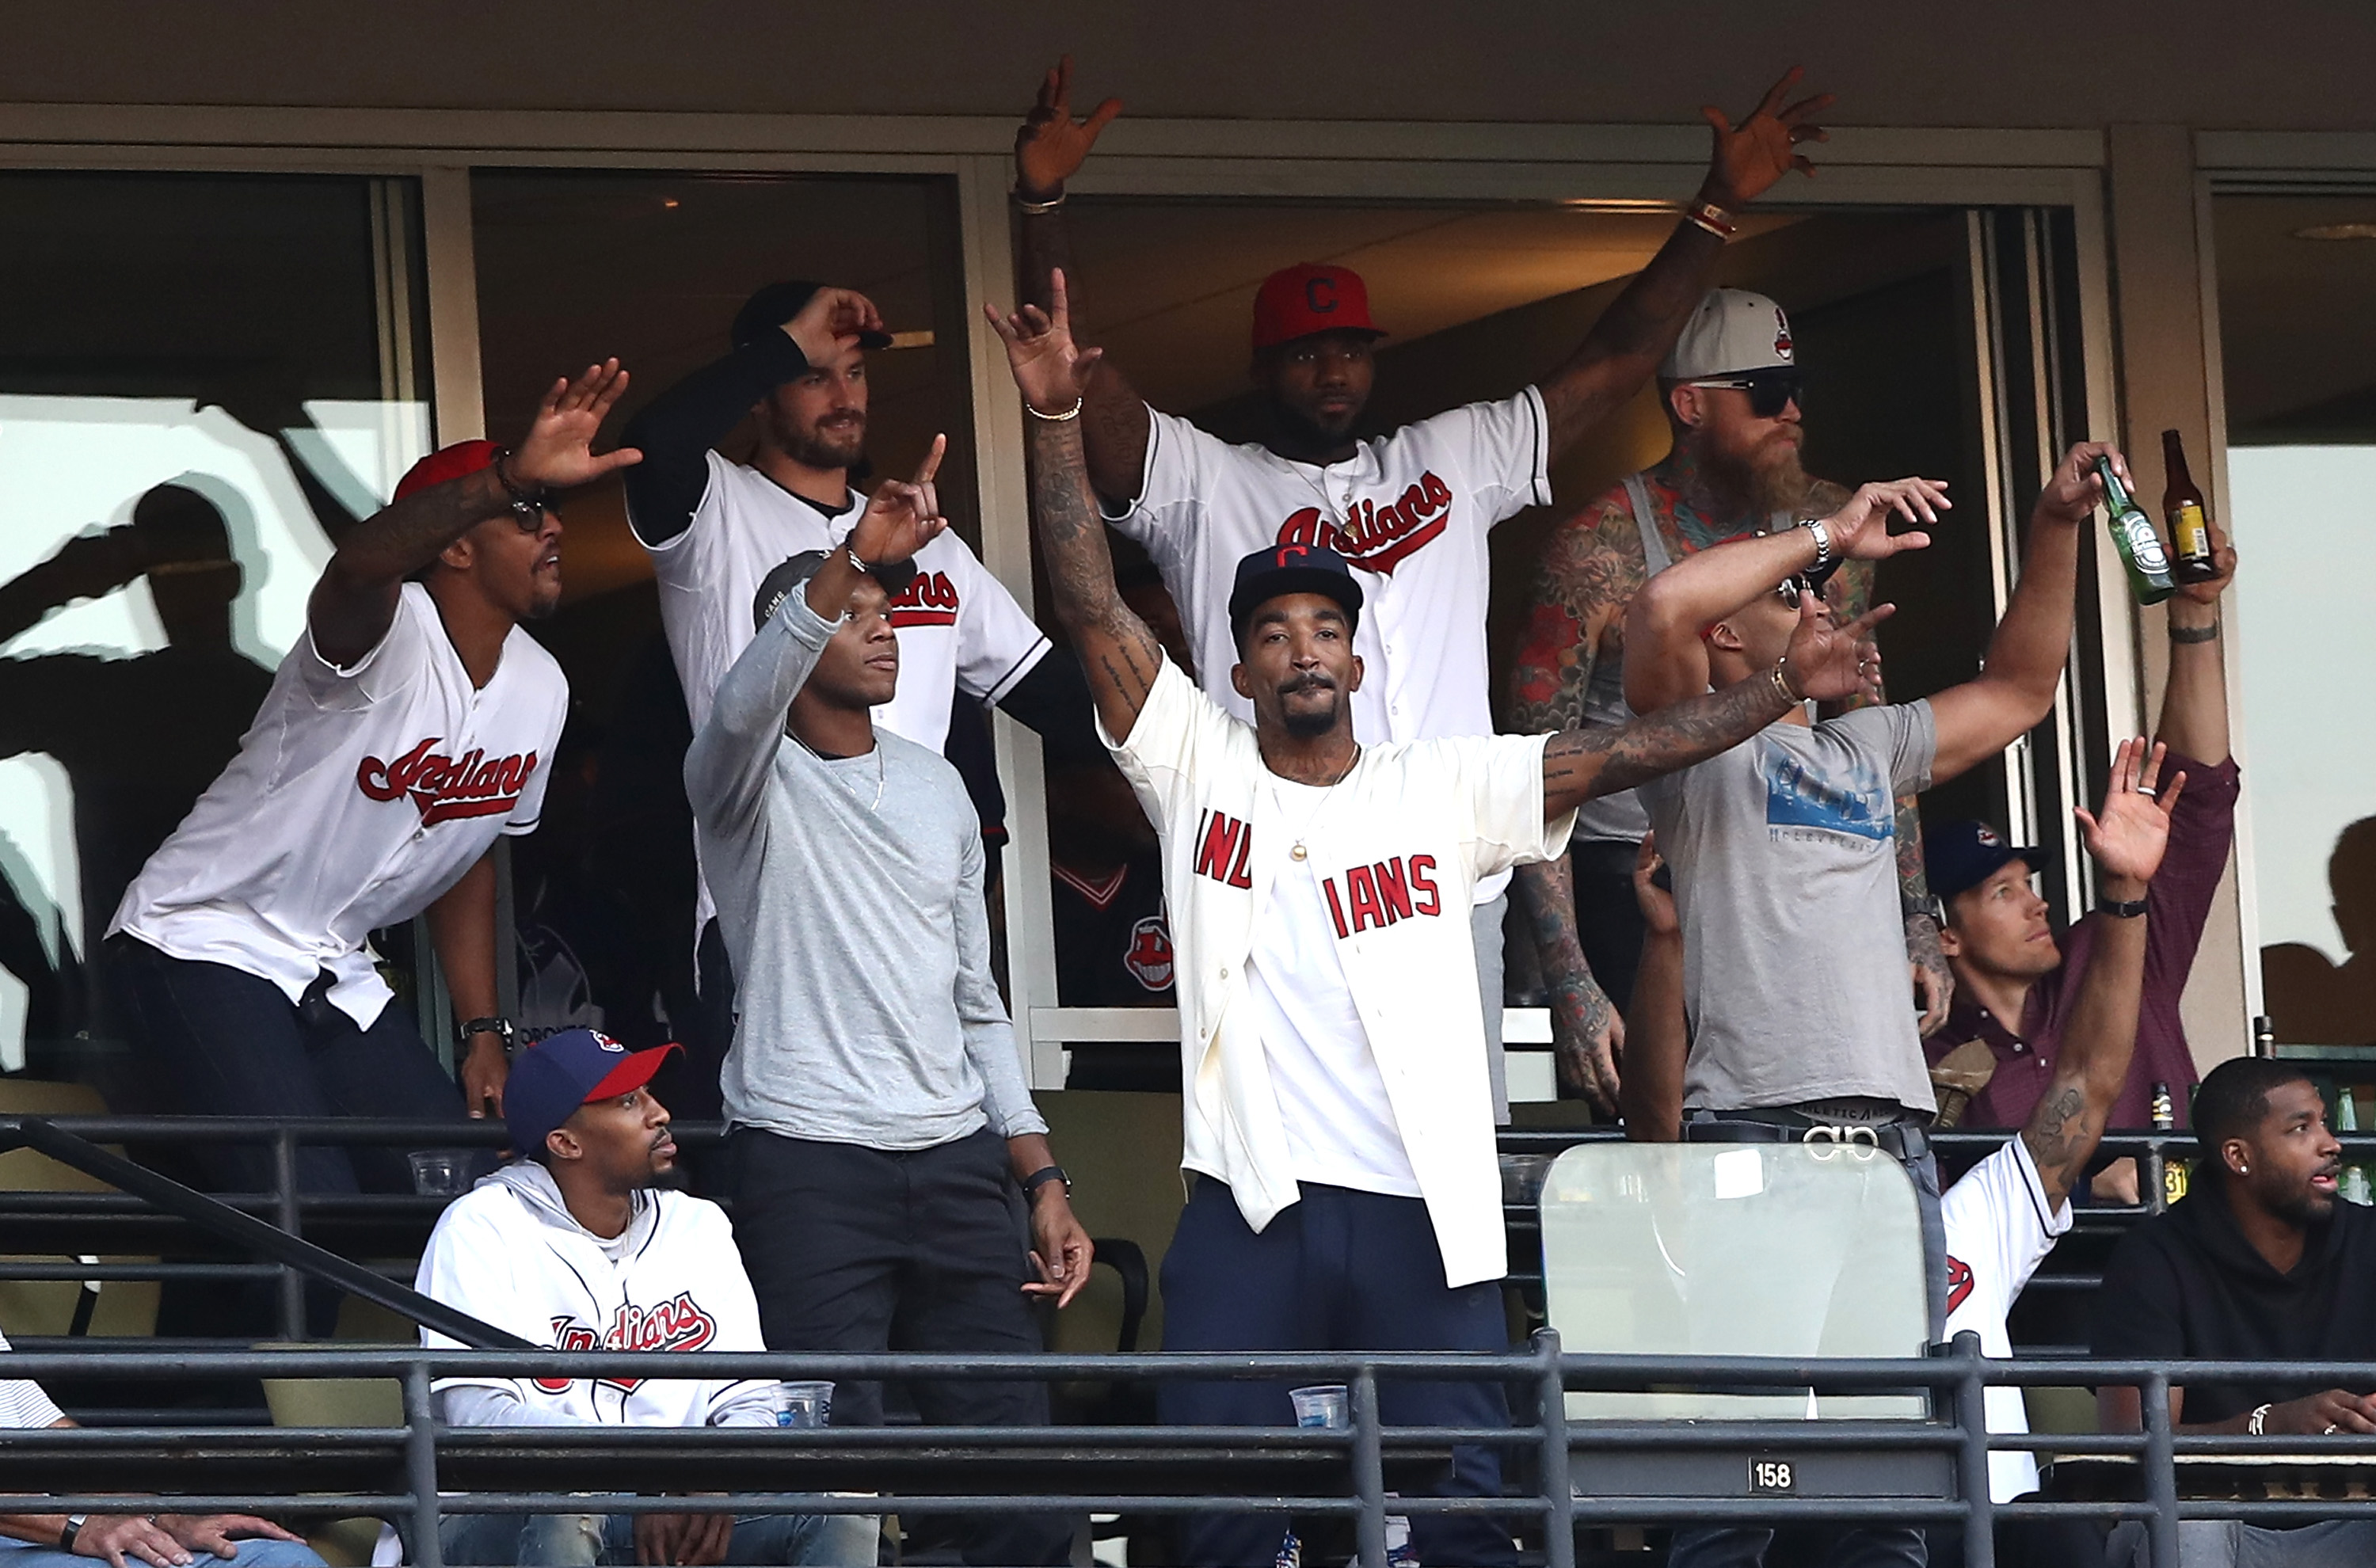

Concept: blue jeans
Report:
left=439, top=1509, right=878, bottom=1566
left=0, top=1540, right=323, bottom=1568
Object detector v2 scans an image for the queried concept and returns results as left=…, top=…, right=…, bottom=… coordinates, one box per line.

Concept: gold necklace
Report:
left=1277, top=747, right=1360, bottom=862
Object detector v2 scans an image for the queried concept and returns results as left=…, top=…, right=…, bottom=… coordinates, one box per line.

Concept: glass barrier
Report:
left=1540, top=1140, right=1929, bottom=1420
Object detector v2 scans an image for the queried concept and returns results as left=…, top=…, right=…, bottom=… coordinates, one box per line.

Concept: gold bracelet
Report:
left=1771, top=659, right=1803, bottom=706
left=1015, top=189, right=1066, bottom=215
left=1026, top=397, right=1085, bottom=422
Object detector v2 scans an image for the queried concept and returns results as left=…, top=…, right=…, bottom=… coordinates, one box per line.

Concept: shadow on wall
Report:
left=2264, top=816, right=2376, bottom=1047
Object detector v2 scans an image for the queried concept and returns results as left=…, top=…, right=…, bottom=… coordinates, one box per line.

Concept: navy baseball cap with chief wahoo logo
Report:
left=730, top=279, right=895, bottom=353
left=505, top=1027, right=683, bottom=1158
left=1228, top=543, right=1365, bottom=648
left=1925, top=820, right=2053, bottom=906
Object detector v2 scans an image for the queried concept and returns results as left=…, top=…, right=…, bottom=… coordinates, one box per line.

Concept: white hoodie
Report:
left=416, top=1162, right=778, bottom=1428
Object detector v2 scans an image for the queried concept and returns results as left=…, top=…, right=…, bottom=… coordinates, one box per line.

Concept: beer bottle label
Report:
left=2168, top=500, right=2210, bottom=559
left=2124, top=513, right=2172, bottom=576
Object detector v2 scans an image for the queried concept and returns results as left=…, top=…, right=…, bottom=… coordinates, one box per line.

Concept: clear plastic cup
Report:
left=1289, top=1383, right=1349, bottom=1430
left=778, top=1380, right=834, bottom=1429
left=1498, top=1152, right=1555, bottom=1206
left=408, top=1151, right=472, bottom=1197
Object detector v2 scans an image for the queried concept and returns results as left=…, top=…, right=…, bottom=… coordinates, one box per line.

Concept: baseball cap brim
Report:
left=1227, top=566, right=1364, bottom=641
left=586, top=1042, right=681, bottom=1103
left=1936, top=843, right=2052, bottom=904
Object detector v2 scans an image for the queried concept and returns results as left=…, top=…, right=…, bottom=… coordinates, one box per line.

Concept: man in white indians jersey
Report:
left=623, top=282, right=1095, bottom=1118
left=992, top=280, right=1886, bottom=1568
left=109, top=365, right=636, bottom=1223
left=418, top=1028, right=876, bottom=1567
left=1624, top=740, right=2181, bottom=1568
left=1013, top=55, right=1834, bottom=1111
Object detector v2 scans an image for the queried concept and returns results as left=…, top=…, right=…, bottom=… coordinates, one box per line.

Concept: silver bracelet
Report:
left=1800, top=516, right=1833, bottom=567
left=1026, top=398, right=1085, bottom=422
left=843, top=542, right=875, bottom=576
left=1015, top=189, right=1066, bottom=214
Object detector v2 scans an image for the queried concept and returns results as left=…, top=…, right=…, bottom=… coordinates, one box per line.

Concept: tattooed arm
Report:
left=310, top=362, right=640, bottom=667
left=2022, top=740, right=2181, bottom=1208
left=1545, top=592, right=1888, bottom=819
left=1510, top=496, right=1643, bottom=1109
left=988, top=276, right=1166, bottom=741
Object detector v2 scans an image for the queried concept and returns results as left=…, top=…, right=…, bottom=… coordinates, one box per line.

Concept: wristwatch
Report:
left=58, top=1515, right=87, bottom=1553
left=1022, top=1165, right=1072, bottom=1202
left=2096, top=894, right=2149, bottom=919
left=456, top=1016, right=517, bottom=1055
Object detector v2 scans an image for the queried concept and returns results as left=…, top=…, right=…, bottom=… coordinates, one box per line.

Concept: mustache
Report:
left=1279, top=672, right=1337, bottom=696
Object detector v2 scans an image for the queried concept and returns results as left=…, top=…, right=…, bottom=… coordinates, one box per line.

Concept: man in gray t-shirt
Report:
left=683, top=446, right=1091, bottom=1567
left=1624, top=449, right=2129, bottom=1568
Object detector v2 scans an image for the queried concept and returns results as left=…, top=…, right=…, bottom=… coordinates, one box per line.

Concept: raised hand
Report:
left=1780, top=596, right=1894, bottom=705
left=847, top=435, right=950, bottom=569
left=985, top=268, right=1106, bottom=416
left=1821, top=477, right=1950, bottom=561
left=1701, top=67, right=1833, bottom=208
left=782, top=286, right=883, bottom=367
left=2175, top=513, right=2239, bottom=606
left=508, top=360, right=642, bottom=491
left=2076, top=737, right=2184, bottom=887
left=2038, top=441, right=2132, bottom=524
left=1015, top=55, right=1123, bottom=199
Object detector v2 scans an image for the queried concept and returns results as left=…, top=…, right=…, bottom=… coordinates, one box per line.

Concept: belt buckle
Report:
left=1800, top=1124, right=1879, bottom=1162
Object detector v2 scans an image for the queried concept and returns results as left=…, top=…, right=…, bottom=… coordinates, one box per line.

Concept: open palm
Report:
left=511, top=360, right=641, bottom=489
left=2077, top=738, right=2184, bottom=885
left=1780, top=597, right=1894, bottom=704
left=1702, top=67, right=1833, bottom=207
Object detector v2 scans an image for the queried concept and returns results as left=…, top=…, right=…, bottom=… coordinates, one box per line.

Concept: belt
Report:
left=1683, top=1117, right=1931, bottom=1162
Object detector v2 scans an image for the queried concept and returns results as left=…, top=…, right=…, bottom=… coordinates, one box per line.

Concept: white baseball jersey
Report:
left=638, top=451, right=1053, bottom=932
left=417, top=1161, right=777, bottom=1428
left=110, top=584, right=565, bottom=1029
left=0, top=1330, right=64, bottom=1430
left=1940, top=1136, right=2073, bottom=1501
left=1106, top=657, right=1575, bottom=1289
left=1114, top=391, right=1550, bottom=903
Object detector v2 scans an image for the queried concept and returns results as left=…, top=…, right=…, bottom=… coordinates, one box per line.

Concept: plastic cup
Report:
left=1498, top=1152, right=1554, bottom=1206
left=778, top=1380, right=834, bottom=1429
left=1289, top=1384, right=1349, bottom=1430
left=408, top=1151, right=472, bottom=1197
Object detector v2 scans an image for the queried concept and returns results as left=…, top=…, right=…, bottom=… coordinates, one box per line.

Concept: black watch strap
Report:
left=1022, top=1165, right=1071, bottom=1201
left=2096, top=894, right=2149, bottom=919
left=458, top=1016, right=516, bottom=1052
left=59, top=1515, right=87, bottom=1552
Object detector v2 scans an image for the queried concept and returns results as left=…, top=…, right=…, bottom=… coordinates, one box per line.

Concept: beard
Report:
left=781, top=415, right=866, bottom=471
left=1268, top=398, right=1358, bottom=453
left=1700, top=432, right=1814, bottom=518
left=1276, top=674, right=1342, bottom=737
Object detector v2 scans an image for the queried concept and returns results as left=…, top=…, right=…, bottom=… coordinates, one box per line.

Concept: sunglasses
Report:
left=1688, top=369, right=1807, bottom=420
left=1774, top=553, right=1844, bottom=608
left=504, top=496, right=558, bottom=532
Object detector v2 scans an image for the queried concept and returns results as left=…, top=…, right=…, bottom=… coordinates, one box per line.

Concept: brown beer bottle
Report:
left=2161, top=430, right=2219, bottom=585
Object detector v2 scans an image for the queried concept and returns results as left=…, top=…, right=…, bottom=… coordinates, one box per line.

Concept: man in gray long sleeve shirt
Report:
left=684, top=439, right=1091, bottom=1568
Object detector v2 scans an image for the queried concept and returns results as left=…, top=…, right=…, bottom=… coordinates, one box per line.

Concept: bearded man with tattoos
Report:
left=988, top=272, right=1891, bottom=1568
left=1510, top=288, right=1948, bottom=1113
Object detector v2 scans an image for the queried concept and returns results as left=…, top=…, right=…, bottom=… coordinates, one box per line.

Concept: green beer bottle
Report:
left=2096, top=455, right=2175, bottom=605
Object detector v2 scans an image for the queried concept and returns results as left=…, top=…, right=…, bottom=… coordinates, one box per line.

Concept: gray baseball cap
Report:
left=1659, top=288, right=1797, bottom=380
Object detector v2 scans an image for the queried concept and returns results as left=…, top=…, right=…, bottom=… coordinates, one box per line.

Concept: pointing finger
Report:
left=911, top=432, right=946, bottom=488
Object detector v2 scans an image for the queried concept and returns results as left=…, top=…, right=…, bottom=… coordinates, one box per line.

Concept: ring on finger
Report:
left=2136, top=784, right=2157, bottom=797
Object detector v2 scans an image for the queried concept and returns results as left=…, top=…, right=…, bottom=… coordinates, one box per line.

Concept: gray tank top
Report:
left=1568, top=475, right=1787, bottom=845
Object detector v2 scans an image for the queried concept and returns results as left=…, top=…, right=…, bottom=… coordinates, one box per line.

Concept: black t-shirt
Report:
left=1051, top=854, right=1173, bottom=1008
left=2091, top=1180, right=2376, bottom=1423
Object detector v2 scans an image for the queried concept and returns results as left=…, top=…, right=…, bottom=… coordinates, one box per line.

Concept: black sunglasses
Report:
left=1689, top=369, right=1806, bottom=420
left=504, top=496, right=558, bottom=533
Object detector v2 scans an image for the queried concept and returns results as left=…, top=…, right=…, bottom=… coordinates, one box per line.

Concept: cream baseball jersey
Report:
left=417, top=1162, right=777, bottom=1428
left=1114, top=391, right=1550, bottom=902
left=1940, top=1136, right=2074, bottom=1501
left=110, top=583, right=565, bottom=1029
left=1106, top=657, right=1575, bottom=1290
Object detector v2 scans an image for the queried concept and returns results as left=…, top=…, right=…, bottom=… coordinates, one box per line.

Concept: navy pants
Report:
left=1159, top=1178, right=1521, bottom=1568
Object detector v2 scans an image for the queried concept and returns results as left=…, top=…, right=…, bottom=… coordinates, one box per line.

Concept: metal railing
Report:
left=2, top=1335, right=2375, bottom=1568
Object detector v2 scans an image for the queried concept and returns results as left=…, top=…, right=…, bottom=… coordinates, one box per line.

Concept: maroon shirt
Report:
left=1926, top=750, right=2240, bottom=1131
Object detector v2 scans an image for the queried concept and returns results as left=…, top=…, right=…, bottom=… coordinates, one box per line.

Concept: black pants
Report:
left=649, top=917, right=734, bottom=1129
left=1159, top=1178, right=1521, bottom=1568
left=108, top=934, right=468, bottom=1197
left=1569, top=839, right=1647, bottom=1020
left=728, top=1125, right=1068, bottom=1567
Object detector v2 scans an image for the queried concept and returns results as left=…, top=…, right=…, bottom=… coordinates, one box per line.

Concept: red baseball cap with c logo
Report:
left=1251, top=263, right=1386, bottom=353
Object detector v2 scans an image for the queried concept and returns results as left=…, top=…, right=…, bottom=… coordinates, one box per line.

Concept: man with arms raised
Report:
left=1013, top=57, right=1831, bottom=1112
left=109, top=367, right=636, bottom=1215
left=684, top=451, right=1091, bottom=1568
left=625, top=283, right=1091, bottom=1117
left=1623, top=737, right=2184, bottom=1568
left=991, top=276, right=1888, bottom=1568
left=2093, top=1056, right=2376, bottom=1566
left=1620, top=445, right=2123, bottom=1324
left=1510, top=287, right=1949, bottom=1108
left=419, top=1028, right=874, bottom=1567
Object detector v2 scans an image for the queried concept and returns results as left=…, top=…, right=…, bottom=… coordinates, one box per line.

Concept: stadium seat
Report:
left=0, top=1079, right=160, bottom=1338
left=259, top=1353, right=402, bottom=1567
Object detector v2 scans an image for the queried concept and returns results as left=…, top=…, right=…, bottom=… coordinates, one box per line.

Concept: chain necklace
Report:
left=790, top=729, right=886, bottom=813
left=1272, top=746, right=1361, bottom=862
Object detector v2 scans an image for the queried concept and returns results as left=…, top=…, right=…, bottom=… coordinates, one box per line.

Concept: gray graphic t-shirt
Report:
left=1640, top=701, right=1937, bottom=1113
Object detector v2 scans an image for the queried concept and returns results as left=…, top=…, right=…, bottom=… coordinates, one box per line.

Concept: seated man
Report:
left=2093, top=1056, right=2376, bottom=1567
left=417, top=1028, right=875, bottom=1567
left=1925, top=519, right=2240, bottom=1153
left=0, top=1333, right=320, bottom=1568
